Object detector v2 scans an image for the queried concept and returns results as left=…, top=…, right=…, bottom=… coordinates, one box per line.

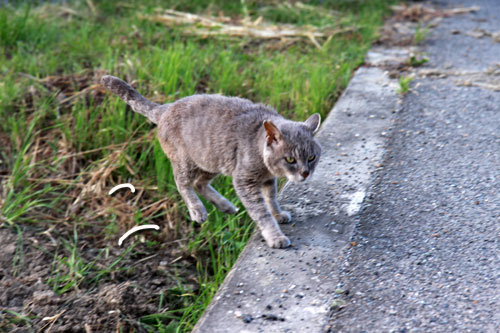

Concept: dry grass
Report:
left=140, top=8, right=357, bottom=49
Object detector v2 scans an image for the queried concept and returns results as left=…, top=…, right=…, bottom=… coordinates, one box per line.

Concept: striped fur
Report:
left=101, top=75, right=321, bottom=248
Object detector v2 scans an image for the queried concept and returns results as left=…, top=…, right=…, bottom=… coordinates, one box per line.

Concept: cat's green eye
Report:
left=308, top=155, right=316, bottom=162
left=285, top=156, right=296, bottom=164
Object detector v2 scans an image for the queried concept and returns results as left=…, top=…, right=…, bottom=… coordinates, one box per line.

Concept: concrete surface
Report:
left=193, top=59, right=401, bottom=332
left=329, top=0, right=500, bottom=332
left=195, top=1, right=500, bottom=332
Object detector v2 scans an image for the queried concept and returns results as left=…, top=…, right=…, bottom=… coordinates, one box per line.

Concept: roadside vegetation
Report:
left=0, top=0, right=395, bottom=331
left=397, top=75, right=414, bottom=94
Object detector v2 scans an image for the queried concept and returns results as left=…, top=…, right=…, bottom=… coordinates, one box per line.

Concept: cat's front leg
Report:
left=262, top=178, right=291, bottom=224
left=233, top=177, right=290, bottom=248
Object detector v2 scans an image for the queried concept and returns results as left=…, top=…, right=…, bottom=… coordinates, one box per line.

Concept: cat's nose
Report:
left=301, top=170, right=309, bottom=179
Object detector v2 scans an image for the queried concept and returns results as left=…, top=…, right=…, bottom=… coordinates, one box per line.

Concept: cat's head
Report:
left=262, top=114, right=322, bottom=182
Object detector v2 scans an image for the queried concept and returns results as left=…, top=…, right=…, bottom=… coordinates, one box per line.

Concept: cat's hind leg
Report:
left=194, top=171, right=239, bottom=214
left=159, top=140, right=208, bottom=223
left=262, top=178, right=291, bottom=224
left=171, top=162, right=208, bottom=223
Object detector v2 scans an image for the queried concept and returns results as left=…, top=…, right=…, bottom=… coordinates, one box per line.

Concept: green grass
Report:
left=413, top=22, right=430, bottom=45
left=2, top=310, right=35, bottom=332
left=0, top=0, right=395, bottom=331
left=47, top=226, right=136, bottom=293
left=397, top=75, right=414, bottom=94
left=48, top=227, right=98, bottom=294
left=408, top=54, right=429, bottom=67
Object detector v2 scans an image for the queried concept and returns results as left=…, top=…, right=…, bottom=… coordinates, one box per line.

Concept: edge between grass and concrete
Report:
left=0, top=2, right=397, bottom=331
left=192, top=46, right=412, bottom=332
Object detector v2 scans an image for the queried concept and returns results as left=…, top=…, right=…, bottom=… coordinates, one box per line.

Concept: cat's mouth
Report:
left=287, top=174, right=308, bottom=183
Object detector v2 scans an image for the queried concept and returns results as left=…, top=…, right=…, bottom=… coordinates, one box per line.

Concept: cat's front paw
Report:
left=189, top=206, right=208, bottom=223
left=275, top=211, right=292, bottom=224
left=266, top=234, right=291, bottom=248
left=262, top=229, right=291, bottom=248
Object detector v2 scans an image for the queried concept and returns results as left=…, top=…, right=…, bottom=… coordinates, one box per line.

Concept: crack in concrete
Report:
left=418, top=65, right=500, bottom=91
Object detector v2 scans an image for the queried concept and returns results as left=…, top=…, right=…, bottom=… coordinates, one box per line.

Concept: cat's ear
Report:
left=304, top=113, right=321, bottom=133
left=263, top=120, right=282, bottom=146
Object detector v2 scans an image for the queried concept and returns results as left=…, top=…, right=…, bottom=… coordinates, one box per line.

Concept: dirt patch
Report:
left=0, top=225, right=198, bottom=332
left=1, top=63, right=203, bottom=331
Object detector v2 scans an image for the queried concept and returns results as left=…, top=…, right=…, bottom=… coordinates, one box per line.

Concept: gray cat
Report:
left=101, top=75, right=321, bottom=248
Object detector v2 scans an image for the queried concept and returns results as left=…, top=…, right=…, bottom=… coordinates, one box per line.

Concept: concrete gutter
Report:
left=193, top=48, right=407, bottom=333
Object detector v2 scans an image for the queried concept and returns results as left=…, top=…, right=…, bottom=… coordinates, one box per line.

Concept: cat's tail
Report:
left=101, top=75, right=161, bottom=124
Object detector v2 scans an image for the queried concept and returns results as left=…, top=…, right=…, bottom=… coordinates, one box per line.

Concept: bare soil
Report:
left=0, top=225, right=199, bottom=332
left=0, top=66, right=206, bottom=332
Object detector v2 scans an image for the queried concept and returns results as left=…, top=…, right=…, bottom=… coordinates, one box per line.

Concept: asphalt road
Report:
left=329, top=0, right=500, bottom=331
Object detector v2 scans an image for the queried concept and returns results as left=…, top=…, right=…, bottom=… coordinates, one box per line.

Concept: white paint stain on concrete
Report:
left=345, top=191, right=366, bottom=216
left=303, top=305, right=329, bottom=314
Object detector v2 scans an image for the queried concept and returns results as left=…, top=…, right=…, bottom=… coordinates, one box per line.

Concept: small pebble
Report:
left=242, top=315, right=253, bottom=324
left=262, top=314, right=280, bottom=321
left=330, top=299, right=346, bottom=310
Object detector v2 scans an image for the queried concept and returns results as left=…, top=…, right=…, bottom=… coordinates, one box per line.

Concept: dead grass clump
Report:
left=391, top=4, right=479, bottom=22
left=62, top=146, right=185, bottom=241
left=140, top=8, right=356, bottom=49
left=377, top=4, right=479, bottom=47
left=2, top=114, right=186, bottom=244
left=18, top=69, right=109, bottom=113
left=39, top=70, right=107, bottom=105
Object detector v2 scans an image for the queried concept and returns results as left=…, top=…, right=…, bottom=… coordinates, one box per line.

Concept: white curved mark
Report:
left=109, top=183, right=136, bottom=195
left=118, top=224, right=160, bottom=246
